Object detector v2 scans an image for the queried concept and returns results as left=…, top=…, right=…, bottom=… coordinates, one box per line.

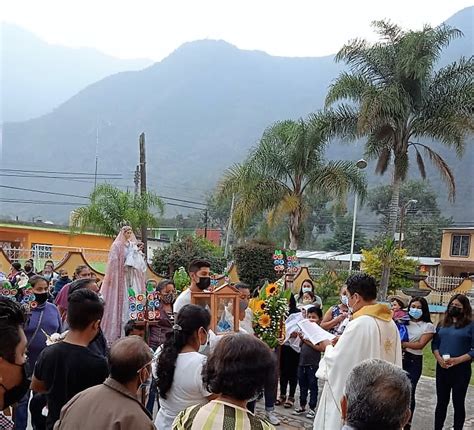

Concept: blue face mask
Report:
left=409, top=308, right=423, bottom=320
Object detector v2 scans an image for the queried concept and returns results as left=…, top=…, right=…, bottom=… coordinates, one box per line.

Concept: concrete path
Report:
left=255, top=376, right=474, bottom=429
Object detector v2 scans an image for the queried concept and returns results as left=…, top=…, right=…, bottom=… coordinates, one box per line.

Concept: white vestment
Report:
left=313, top=304, right=402, bottom=430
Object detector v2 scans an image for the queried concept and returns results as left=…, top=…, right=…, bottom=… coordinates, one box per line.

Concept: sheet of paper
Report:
left=297, top=319, right=335, bottom=345
left=284, top=312, right=304, bottom=342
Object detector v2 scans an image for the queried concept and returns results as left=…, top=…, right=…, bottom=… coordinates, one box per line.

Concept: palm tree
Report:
left=218, top=117, right=367, bottom=250
left=323, top=21, right=473, bottom=236
left=321, top=21, right=473, bottom=299
left=71, top=184, right=164, bottom=237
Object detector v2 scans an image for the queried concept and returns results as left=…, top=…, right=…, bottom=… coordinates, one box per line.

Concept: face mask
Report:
left=196, top=276, right=211, bottom=291
left=448, top=306, right=462, bottom=317
left=24, top=266, right=32, bottom=272
left=302, top=286, right=312, bottom=294
left=198, top=329, right=210, bottom=353
left=341, top=295, right=349, bottom=306
left=161, top=293, right=176, bottom=304
left=60, top=276, right=69, bottom=281
left=43, top=274, right=52, bottom=280
left=34, top=293, right=48, bottom=305
left=0, top=362, right=30, bottom=408
left=409, top=308, right=423, bottom=320
left=239, top=299, right=248, bottom=312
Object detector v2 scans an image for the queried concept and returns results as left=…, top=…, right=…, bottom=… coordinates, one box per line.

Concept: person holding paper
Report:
left=313, top=273, right=402, bottom=430
left=294, top=306, right=325, bottom=419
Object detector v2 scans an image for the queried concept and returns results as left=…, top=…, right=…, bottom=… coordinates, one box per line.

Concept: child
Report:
left=294, top=306, right=324, bottom=419
left=390, top=296, right=410, bottom=342
left=301, top=291, right=316, bottom=306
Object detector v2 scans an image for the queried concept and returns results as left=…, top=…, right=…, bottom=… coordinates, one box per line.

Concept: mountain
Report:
left=1, top=7, right=473, bottom=224
left=0, top=23, right=153, bottom=122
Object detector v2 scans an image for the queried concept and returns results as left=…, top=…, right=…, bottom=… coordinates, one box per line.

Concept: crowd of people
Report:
left=0, top=257, right=473, bottom=430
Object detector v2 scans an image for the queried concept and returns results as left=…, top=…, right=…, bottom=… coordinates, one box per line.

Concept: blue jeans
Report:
left=13, top=391, right=29, bottom=430
left=402, top=351, right=423, bottom=423
left=298, top=365, right=318, bottom=410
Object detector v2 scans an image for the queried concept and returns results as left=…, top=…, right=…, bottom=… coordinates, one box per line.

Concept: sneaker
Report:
left=265, top=410, right=281, bottom=426
left=293, top=407, right=306, bottom=415
left=306, top=409, right=316, bottom=419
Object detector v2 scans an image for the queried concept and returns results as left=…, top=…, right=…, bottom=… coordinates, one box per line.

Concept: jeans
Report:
left=13, top=391, right=29, bottom=430
left=402, top=351, right=423, bottom=423
left=264, top=354, right=278, bottom=410
left=298, top=365, right=318, bottom=410
left=146, top=377, right=159, bottom=414
left=434, top=361, right=471, bottom=430
left=279, top=345, right=299, bottom=399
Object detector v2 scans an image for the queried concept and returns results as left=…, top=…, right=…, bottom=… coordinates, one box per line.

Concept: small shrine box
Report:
left=191, top=284, right=240, bottom=334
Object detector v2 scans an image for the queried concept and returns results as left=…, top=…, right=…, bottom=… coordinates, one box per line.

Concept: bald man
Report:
left=54, top=336, right=155, bottom=429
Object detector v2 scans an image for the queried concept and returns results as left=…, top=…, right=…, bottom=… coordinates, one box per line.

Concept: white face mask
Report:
left=198, top=329, right=210, bottom=354
left=341, top=295, right=349, bottom=306
left=302, top=286, right=312, bottom=294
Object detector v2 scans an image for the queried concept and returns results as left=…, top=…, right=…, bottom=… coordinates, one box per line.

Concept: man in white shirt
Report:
left=173, top=259, right=211, bottom=313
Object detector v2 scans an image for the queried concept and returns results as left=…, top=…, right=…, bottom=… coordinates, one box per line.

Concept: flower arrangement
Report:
left=251, top=281, right=291, bottom=348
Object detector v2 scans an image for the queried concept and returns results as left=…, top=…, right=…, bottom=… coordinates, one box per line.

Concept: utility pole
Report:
left=204, top=209, right=208, bottom=239
left=134, top=165, right=140, bottom=195
left=139, top=133, right=148, bottom=258
left=94, top=122, right=99, bottom=190
left=224, top=193, right=235, bottom=258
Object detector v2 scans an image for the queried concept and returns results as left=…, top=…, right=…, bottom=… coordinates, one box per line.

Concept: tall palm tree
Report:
left=71, top=184, right=164, bottom=236
left=218, top=117, right=367, bottom=250
left=321, top=21, right=473, bottom=299
left=323, top=21, right=473, bottom=236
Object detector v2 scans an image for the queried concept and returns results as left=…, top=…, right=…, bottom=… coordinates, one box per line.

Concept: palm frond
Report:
left=415, top=143, right=456, bottom=201
left=311, top=106, right=360, bottom=141
left=325, top=73, right=373, bottom=107
left=414, top=146, right=426, bottom=179
left=375, top=147, right=392, bottom=175
left=371, top=20, right=404, bottom=43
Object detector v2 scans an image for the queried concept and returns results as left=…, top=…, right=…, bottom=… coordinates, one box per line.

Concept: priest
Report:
left=313, top=273, right=402, bottom=430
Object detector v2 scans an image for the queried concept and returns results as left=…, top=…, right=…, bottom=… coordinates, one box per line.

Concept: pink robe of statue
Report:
left=101, top=228, right=146, bottom=343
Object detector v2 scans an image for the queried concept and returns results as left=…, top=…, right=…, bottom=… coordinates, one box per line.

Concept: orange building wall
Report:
left=0, top=224, right=113, bottom=250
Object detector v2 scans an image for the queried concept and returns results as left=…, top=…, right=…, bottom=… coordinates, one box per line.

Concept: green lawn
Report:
left=422, top=348, right=474, bottom=385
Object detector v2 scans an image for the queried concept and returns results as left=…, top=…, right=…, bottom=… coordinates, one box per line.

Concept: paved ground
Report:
left=255, top=376, right=474, bottom=429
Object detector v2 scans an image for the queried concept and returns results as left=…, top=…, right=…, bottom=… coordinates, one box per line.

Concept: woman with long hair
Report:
left=401, top=297, right=435, bottom=430
left=296, top=279, right=322, bottom=308
left=432, top=293, right=473, bottom=430
left=154, top=304, right=214, bottom=429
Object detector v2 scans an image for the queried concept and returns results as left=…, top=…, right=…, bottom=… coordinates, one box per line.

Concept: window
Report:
left=450, top=235, right=470, bottom=257
left=31, top=243, right=53, bottom=259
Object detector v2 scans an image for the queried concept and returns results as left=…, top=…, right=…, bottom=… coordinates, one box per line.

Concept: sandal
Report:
left=275, top=396, right=286, bottom=406
left=284, top=397, right=294, bottom=408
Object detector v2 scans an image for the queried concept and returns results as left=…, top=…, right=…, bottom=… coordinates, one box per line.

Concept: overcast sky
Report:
left=2, top=0, right=472, bottom=61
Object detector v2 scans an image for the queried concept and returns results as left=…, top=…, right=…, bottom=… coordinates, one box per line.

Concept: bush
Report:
left=151, top=235, right=227, bottom=277
left=233, top=240, right=280, bottom=290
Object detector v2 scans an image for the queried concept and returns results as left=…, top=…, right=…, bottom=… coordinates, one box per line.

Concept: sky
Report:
left=2, top=0, right=472, bottom=61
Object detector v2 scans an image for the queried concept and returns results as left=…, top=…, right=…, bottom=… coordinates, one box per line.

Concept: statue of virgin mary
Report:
left=101, top=226, right=147, bottom=343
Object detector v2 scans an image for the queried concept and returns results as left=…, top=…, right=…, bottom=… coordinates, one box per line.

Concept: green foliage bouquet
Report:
left=251, top=280, right=291, bottom=348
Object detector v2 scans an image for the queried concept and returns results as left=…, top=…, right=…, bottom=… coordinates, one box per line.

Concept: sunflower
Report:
left=265, top=283, right=278, bottom=296
left=258, top=314, right=271, bottom=328
left=251, top=299, right=266, bottom=313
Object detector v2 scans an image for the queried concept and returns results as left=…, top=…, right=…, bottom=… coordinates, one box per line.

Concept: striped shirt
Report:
left=173, top=400, right=275, bottom=430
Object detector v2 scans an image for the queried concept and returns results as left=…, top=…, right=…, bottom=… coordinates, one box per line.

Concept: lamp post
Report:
left=398, top=199, right=418, bottom=249
left=349, top=159, right=367, bottom=273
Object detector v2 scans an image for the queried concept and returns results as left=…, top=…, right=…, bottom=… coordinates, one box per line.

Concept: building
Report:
left=437, top=227, right=474, bottom=276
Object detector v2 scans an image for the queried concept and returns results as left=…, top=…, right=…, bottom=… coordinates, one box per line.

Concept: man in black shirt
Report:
left=31, top=289, right=108, bottom=430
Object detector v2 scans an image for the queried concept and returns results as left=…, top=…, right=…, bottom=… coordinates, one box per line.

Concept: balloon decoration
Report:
left=273, top=249, right=300, bottom=274
left=128, top=282, right=160, bottom=322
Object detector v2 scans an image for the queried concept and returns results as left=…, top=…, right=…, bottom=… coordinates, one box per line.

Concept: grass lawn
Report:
left=422, top=348, right=474, bottom=385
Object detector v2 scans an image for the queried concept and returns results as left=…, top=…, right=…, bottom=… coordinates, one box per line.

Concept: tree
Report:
left=367, top=180, right=453, bottom=257
left=70, top=184, right=164, bottom=236
left=218, top=118, right=367, bottom=250
left=151, top=235, right=226, bottom=277
left=232, top=240, right=280, bottom=290
left=322, top=214, right=367, bottom=253
left=362, top=240, right=418, bottom=295
left=323, top=21, right=474, bottom=299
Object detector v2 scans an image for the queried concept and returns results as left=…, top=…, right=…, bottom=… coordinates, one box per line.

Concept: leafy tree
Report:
left=322, top=214, right=367, bottom=253
left=362, top=240, right=418, bottom=296
left=367, top=180, right=453, bottom=257
left=233, top=240, right=280, bottom=290
left=70, top=184, right=164, bottom=236
left=218, top=117, right=366, bottom=250
left=323, top=21, right=473, bottom=298
left=151, top=235, right=226, bottom=277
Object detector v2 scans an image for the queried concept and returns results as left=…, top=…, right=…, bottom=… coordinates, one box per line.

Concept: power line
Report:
left=0, top=168, right=122, bottom=177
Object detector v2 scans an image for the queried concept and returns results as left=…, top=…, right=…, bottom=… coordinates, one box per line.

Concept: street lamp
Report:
left=398, top=199, right=418, bottom=249
left=349, top=159, right=367, bottom=273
